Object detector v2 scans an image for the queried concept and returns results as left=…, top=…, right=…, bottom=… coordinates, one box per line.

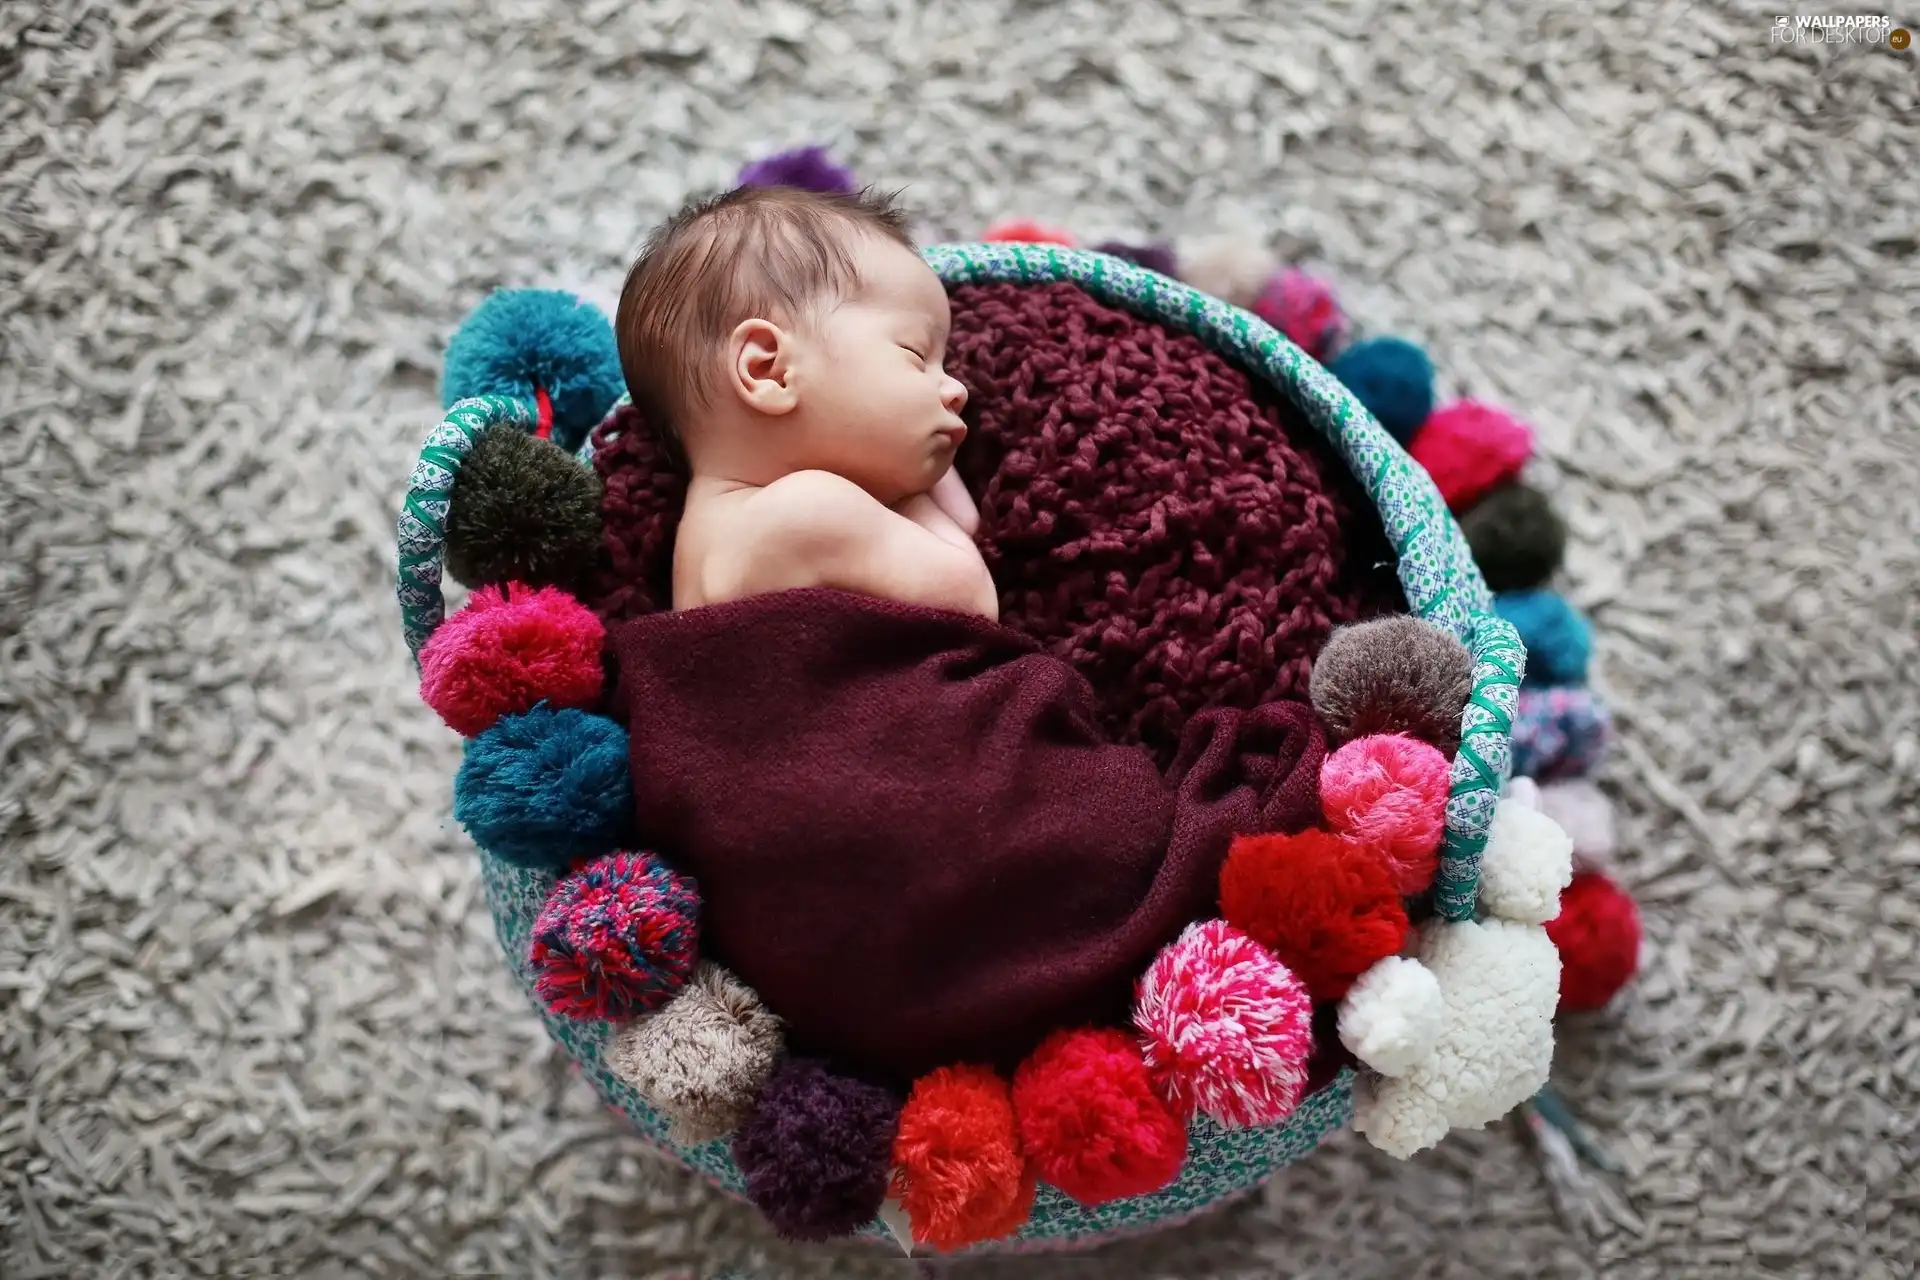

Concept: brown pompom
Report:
left=609, top=962, right=783, bottom=1145
left=1308, top=615, right=1473, bottom=755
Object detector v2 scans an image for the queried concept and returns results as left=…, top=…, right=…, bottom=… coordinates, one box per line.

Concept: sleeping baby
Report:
left=608, top=186, right=1327, bottom=1084
left=615, top=184, right=998, bottom=622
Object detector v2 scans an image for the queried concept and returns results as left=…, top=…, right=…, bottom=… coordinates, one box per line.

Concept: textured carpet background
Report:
left=3, top=2, right=1916, bottom=1276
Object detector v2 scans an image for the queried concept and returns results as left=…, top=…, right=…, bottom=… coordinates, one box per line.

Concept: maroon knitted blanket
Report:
left=587, top=281, right=1404, bottom=1080
left=609, top=589, right=1326, bottom=1082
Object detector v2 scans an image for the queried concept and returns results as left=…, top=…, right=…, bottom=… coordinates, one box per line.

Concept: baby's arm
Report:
left=927, top=466, right=981, bottom=538
left=736, top=470, right=999, bottom=620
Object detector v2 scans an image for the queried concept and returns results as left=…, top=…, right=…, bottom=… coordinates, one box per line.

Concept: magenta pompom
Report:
left=530, top=851, right=699, bottom=1020
left=1251, top=268, right=1347, bottom=361
left=419, top=583, right=606, bottom=737
left=1134, top=920, right=1316, bottom=1128
left=1407, top=400, right=1535, bottom=512
left=1320, top=734, right=1452, bottom=896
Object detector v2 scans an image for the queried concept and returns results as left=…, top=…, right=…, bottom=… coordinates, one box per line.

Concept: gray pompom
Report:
left=1309, top=616, right=1474, bottom=755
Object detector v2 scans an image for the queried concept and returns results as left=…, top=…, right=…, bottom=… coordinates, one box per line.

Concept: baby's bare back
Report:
left=674, top=470, right=998, bottom=620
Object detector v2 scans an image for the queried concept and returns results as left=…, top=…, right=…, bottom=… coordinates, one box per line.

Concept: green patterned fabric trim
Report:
left=922, top=242, right=1508, bottom=912
left=1436, top=613, right=1524, bottom=920
left=395, top=393, right=601, bottom=662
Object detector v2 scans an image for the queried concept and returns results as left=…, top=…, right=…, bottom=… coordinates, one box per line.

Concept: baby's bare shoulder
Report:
left=742, top=470, right=891, bottom=546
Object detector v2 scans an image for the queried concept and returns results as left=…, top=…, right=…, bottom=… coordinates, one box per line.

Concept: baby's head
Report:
left=617, top=185, right=969, bottom=505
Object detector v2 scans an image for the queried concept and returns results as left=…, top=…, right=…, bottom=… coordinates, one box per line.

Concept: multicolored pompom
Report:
left=1219, top=829, right=1409, bottom=1002
left=1135, top=920, right=1315, bottom=1128
left=418, top=583, right=605, bottom=737
left=1011, top=1027, right=1187, bottom=1206
left=732, top=1058, right=899, bottom=1242
left=1251, top=267, right=1347, bottom=361
left=608, top=962, right=782, bottom=1144
left=891, top=1065, right=1035, bottom=1251
left=530, top=851, right=700, bottom=1020
left=1319, top=733, right=1451, bottom=896
left=1511, top=687, right=1612, bottom=780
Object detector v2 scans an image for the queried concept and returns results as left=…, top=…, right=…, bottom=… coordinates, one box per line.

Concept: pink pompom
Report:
left=1407, top=400, right=1535, bottom=512
left=981, top=218, right=1077, bottom=247
left=419, top=583, right=605, bottom=737
left=1320, top=734, right=1451, bottom=896
left=1251, top=268, right=1347, bottom=361
left=1134, top=920, right=1315, bottom=1128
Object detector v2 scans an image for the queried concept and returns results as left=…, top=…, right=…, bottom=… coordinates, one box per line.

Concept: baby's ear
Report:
left=727, top=318, right=799, bottom=416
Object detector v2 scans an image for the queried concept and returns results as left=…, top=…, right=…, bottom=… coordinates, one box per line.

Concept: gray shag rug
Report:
left=3, top=2, right=1916, bottom=1276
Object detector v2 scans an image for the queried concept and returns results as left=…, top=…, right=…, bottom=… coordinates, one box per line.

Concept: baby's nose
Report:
left=940, top=376, right=968, bottom=413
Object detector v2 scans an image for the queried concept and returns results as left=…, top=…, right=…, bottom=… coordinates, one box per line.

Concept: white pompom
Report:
left=1338, top=955, right=1445, bottom=1077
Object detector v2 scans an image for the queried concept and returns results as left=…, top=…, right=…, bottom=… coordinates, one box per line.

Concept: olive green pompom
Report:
left=1459, top=481, right=1567, bottom=594
left=444, top=426, right=603, bottom=592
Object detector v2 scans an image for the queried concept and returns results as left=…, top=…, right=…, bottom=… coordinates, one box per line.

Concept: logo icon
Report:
left=1893, top=27, right=1912, bottom=49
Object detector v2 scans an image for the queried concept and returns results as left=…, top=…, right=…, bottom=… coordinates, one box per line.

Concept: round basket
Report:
left=395, top=243, right=1524, bottom=1252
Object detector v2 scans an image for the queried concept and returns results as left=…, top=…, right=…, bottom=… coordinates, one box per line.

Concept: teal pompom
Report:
left=1494, top=589, right=1593, bottom=687
left=453, top=704, right=633, bottom=869
left=442, top=290, right=625, bottom=453
left=1327, top=337, right=1435, bottom=446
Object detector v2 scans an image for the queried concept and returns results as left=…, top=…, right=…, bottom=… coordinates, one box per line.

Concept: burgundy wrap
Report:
left=611, top=588, right=1327, bottom=1083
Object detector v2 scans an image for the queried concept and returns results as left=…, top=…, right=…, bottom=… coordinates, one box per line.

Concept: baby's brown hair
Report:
left=615, top=184, right=916, bottom=446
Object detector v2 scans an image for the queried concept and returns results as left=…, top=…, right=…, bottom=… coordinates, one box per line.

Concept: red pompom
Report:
left=1545, top=871, right=1641, bottom=1013
left=981, top=218, right=1078, bottom=247
left=1320, top=734, right=1451, bottom=895
left=418, top=582, right=605, bottom=736
left=1407, top=400, right=1535, bottom=511
left=1219, top=829, right=1409, bottom=1001
left=1011, top=1028, right=1186, bottom=1205
left=892, top=1065, right=1035, bottom=1251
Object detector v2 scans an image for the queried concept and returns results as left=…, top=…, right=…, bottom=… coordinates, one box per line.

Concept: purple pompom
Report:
left=732, top=1058, right=899, bottom=1241
left=736, top=145, right=858, bottom=195
left=530, top=851, right=700, bottom=1020
left=1093, top=240, right=1179, bottom=279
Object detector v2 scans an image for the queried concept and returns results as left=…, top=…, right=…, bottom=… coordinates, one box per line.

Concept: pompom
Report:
left=609, top=962, right=782, bottom=1144
left=452, top=704, right=632, bottom=868
left=1511, top=687, right=1612, bottom=780
left=1494, top=588, right=1593, bottom=687
left=1250, top=268, right=1347, bottom=361
left=442, top=289, right=624, bottom=453
left=981, top=218, right=1077, bottom=247
left=1407, top=399, right=1534, bottom=511
left=1477, top=799, right=1575, bottom=925
left=443, top=425, right=603, bottom=593
left=1134, top=920, right=1315, bottom=1128
left=1091, top=240, right=1178, bottom=278
left=1319, top=734, right=1451, bottom=895
left=891, top=1065, right=1035, bottom=1251
left=1545, top=872, right=1641, bottom=1013
left=1336, top=955, right=1445, bottom=1077
left=736, top=144, right=858, bottom=195
left=1536, top=779, right=1617, bottom=873
left=1460, top=481, right=1567, bottom=592
left=1011, top=1027, right=1187, bottom=1205
left=531, top=850, right=700, bottom=1019
left=1218, top=829, right=1409, bottom=1001
left=732, top=1058, right=899, bottom=1242
left=1308, top=615, right=1474, bottom=755
left=1327, top=337, right=1435, bottom=446
left=418, top=583, right=605, bottom=737
left=1178, top=234, right=1279, bottom=309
